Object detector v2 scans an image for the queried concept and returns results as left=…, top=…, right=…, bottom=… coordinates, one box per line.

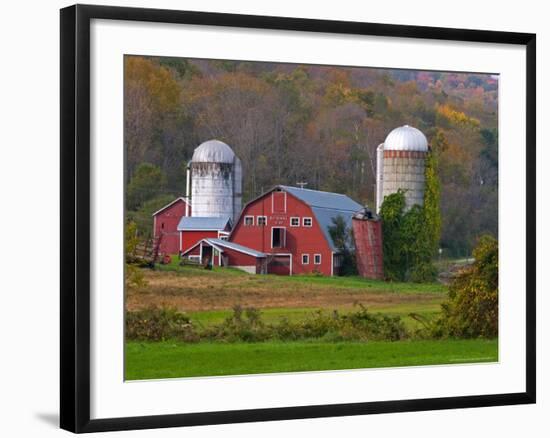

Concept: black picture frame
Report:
left=60, top=4, right=536, bottom=433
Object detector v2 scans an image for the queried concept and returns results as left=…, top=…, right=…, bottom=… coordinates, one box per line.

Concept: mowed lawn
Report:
left=126, top=339, right=498, bottom=380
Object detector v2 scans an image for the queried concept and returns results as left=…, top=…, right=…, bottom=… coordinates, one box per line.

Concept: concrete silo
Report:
left=376, top=125, right=428, bottom=213
left=186, top=140, right=242, bottom=222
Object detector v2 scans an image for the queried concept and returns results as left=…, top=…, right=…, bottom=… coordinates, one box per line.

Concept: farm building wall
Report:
left=230, top=190, right=333, bottom=276
left=221, top=247, right=265, bottom=274
left=180, top=230, right=219, bottom=253
left=153, top=198, right=190, bottom=255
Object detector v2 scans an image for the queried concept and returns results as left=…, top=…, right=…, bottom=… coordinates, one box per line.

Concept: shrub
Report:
left=126, top=305, right=409, bottom=343
left=432, top=235, right=498, bottom=338
left=126, top=306, right=198, bottom=342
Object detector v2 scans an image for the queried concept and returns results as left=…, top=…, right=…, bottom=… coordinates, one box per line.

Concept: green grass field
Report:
left=125, top=339, right=498, bottom=380
left=126, top=261, right=496, bottom=380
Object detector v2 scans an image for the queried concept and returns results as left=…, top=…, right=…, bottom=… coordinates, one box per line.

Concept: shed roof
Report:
left=205, top=238, right=266, bottom=258
left=177, top=216, right=231, bottom=231
left=151, top=197, right=189, bottom=217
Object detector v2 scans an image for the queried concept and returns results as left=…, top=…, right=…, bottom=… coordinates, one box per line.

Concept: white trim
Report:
left=290, top=216, right=300, bottom=227
left=271, top=226, right=286, bottom=249
left=303, top=217, right=313, bottom=227
left=314, top=253, right=322, bottom=265
left=179, top=227, right=228, bottom=231
left=331, top=251, right=334, bottom=276
left=302, top=254, right=309, bottom=265
left=151, top=197, right=189, bottom=217
left=244, top=215, right=254, bottom=226
left=207, top=239, right=265, bottom=258
left=153, top=215, right=157, bottom=238
left=179, top=231, right=183, bottom=253
left=181, top=238, right=265, bottom=259
left=257, top=215, right=267, bottom=226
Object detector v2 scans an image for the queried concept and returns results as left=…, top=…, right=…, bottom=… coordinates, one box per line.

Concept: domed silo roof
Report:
left=192, top=140, right=236, bottom=163
left=384, top=125, right=428, bottom=152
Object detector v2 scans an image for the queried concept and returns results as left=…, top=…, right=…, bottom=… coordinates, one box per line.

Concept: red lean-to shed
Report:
left=181, top=238, right=267, bottom=274
left=152, top=197, right=191, bottom=255
left=229, top=185, right=363, bottom=276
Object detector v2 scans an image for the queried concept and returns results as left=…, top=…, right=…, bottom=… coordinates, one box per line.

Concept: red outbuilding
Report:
left=152, top=197, right=191, bottom=255
left=181, top=238, right=267, bottom=274
left=229, top=185, right=363, bottom=276
left=177, top=216, right=232, bottom=254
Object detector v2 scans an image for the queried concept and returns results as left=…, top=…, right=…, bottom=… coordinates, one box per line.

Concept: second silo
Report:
left=376, top=125, right=428, bottom=212
left=189, top=139, right=242, bottom=222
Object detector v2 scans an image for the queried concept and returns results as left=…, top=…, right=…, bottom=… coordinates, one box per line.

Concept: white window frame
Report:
left=290, top=217, right=300, bottom=227
left=303, top=217, right=313, bottom=227
left=271, top=227, right=286, bottom=249
left=314, top=254, right=322, bottom=265
left=257, top=215, right=267, bottom=226
left=244, top=215, right=254, bottom=226
left=302, top=254, right=309, bottom=265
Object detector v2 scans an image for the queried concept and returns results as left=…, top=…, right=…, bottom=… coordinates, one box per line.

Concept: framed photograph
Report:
left=60, top=4, right=536, bottom=433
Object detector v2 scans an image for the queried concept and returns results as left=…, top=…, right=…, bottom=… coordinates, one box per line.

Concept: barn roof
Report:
left=279, top=186, right=363, bottom=252
left=177, top=216, right=231, bottom=231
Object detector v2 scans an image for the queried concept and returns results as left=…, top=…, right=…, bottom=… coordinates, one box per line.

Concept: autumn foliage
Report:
left=124, top=56, right=498, bottom=255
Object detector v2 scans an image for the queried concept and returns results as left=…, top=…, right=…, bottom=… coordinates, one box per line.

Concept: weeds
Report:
left=126, top=304, right=408, bottom=343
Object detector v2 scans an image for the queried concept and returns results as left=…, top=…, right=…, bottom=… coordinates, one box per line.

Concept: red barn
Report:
left=152, top=197, right=191, bottom=255
left=177, top=216, right=232, bottom=254
left=229, top=185, right=363, bottom=276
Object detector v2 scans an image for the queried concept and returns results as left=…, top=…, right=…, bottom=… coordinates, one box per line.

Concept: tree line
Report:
left=125, top=55, right=498, bottom=256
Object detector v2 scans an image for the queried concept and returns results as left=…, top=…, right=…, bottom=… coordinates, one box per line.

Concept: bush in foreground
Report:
left=126, top=304, right=408, bottom=343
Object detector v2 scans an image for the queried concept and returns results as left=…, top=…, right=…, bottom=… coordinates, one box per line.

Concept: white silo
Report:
left=376, top=125, right=428, bottom=213
left=187, top=139, right=242, bottom=222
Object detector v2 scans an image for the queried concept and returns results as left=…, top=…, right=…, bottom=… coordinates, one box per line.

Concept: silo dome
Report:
left=384, top=125, right=428, bottom=152
left=192, top=139, right=236, bottom=163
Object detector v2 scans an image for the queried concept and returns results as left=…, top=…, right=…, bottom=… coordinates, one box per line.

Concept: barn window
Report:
left=290, top=217, right=300, bottom=227
left=314, top=254, right=322, bottom=264
left=271, top=227, right=286, bottom=248
left=244, top=216, right=254, bottom=226
left=257, top=216, right=267, bottom=226
left=303, top=217, right=313, bottom=227
left=302, top=254, right=309, bottom=264
left=161, top=223, right=165, bottom=230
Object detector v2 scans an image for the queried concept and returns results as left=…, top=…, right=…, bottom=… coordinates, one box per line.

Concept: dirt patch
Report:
left=126, top=270, right=443, bottom=312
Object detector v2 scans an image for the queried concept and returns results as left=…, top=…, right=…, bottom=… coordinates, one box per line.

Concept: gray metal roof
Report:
left=278, top=185, right=363, bottom=252
left=279, top=186, right=363, bottom=211
left=177, top=216, right=231, bottom=231
left=192, top=139, right=236, bottom=163
left=205, top=238, right=266, bottom=258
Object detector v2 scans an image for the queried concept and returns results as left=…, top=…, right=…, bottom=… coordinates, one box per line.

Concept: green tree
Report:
left=435, top=235, right=498, bottom=338
left=379, top=151, right=441, bottom=283
left=424, top=150, right=442, bottom=257
left=379, top=190, right=407, bottom=280
left=127, top=163, right=167, bottom=210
